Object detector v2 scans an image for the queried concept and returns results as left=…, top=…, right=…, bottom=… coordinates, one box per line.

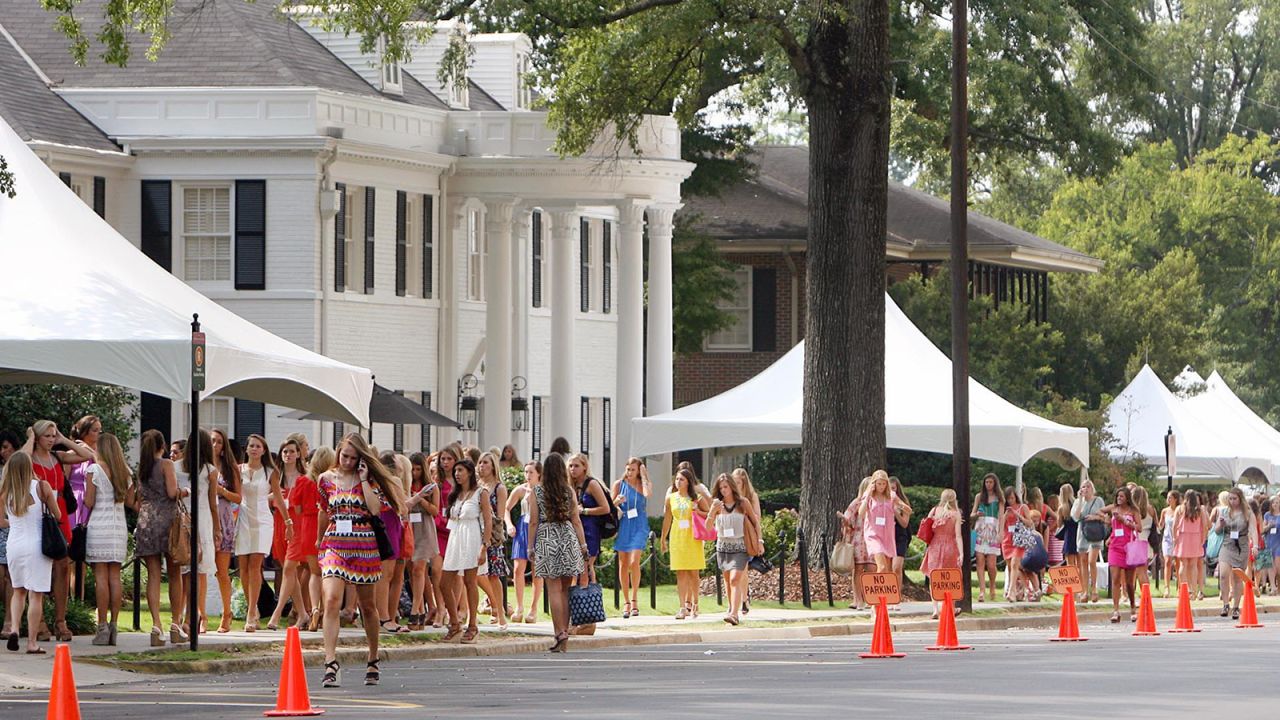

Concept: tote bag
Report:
left=568, top=582, right=607, bottom=626
left=830, top=540, right=854, bottom=575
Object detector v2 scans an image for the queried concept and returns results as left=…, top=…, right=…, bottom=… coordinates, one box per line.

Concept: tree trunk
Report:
left=798, top=0, right=891, bottom=563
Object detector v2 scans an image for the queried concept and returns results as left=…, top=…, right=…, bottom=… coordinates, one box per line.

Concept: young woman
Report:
left=1173, top=489, right=1209, bottom=600
left=84, top=433, right=131, bottom=645
left=1, top=452, right=58, bottom=654
left=569, top=453, right=610, bottom=586
left=499, top=445, right=521, bottom=471
left=731, top=468, right=762, bottom=615
left=1072, top=479, right=1107, bottom=603
left=921, top=489, right=963, bottom=618
left=970, top=473, right=1004, bottom=602
left=661, top=467, right=708, bottom=619
left=304, top=447, right=335, bottom=631
left=1130, top=486, right=1155, bottom=589
left=209, top=428, right=241, bottom=634
left=1262, top=495, right=1280, bottom=596
left=548, top=437, right=572, bottom=457
left=1001, top=487, right=1030, bottom=602
left=1057, top=485, right=1079, bottom=587
left=612, top=458, right=650, bottom=619
left=316, top=433, right=403, bottom=688
left=22, top=421, right=93, bottom=641
left=475, top=452, right=509, bottom=629
left=267, top=439, right=322, bottom=631
left=440, top=459, right=491, bottom=644
left=1160, top=490, right=1181, bottom=597
left=133, top=429, right=185, bottom=646
left=1012, top=510, right=1049, bottom=601
left=374, top=453, right=411, bottom=634
left=0, top=430, right=18, bottom=638
left=67, top=415, right=102, bottom=599
left=506, top=460, right=543, bottom=623
left=237, top=434, right=287, bottom=632
left=1106, top=487, right=1140, bottom=623
left=837, top=477, right=874, bottom=610
left=406, top=452, right=441, bottom=629
left=888, top=476, right=913, bottom=586
left=175, top=429, right=221, bottom=636
left=528, top=455, right=588, bottom=652
left=859, top=471, right=897, bottom=573
left=1214, top=486, right=1257, bottom=619
left=704, top=473, right=757, bottom=626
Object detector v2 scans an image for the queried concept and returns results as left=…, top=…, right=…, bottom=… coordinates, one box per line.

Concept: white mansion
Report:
left=0, top=0, right=691, bottom=474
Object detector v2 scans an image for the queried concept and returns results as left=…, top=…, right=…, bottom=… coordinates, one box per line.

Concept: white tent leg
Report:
left=1015, top=466, right=1024, bottom=500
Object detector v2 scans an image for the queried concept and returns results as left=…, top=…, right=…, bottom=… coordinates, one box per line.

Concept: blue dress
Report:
left=1266, top=512, right=1280, bottom=558
left=613, top=481, right=649, bottom=552
left=511, top=485, right=531, bottom=561
left=579, top=478, right=604, bottom=557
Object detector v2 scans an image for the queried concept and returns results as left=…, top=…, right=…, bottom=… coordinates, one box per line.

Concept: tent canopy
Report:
left=281, top=384, right=461, bottom=428
left=0, top=117, right=373, bottom=425
left=1106, top=365, right=1270, bottom=483
left=1175, top=368, right=1280, bottom=482
left=632, top=294, right=1091, bottom=468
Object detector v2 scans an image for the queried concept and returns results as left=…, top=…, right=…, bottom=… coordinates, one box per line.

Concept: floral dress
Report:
left=484, top=484, right=509, bottom=578
left=318, top=476, right=383, bottom=585
left=842, top=497, right=870, bottom=565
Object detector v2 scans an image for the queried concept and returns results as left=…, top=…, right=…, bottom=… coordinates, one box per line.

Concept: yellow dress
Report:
left=668, top=493, right=705, bottom=571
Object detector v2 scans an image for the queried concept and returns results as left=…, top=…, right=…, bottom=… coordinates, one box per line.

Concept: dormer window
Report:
left=376, top=35, right=403, bottom=96
left=516, top=53, right=532, bottom=110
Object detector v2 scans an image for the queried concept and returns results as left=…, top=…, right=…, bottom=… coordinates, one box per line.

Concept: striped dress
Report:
left=318, top=476, right=383, bottom=585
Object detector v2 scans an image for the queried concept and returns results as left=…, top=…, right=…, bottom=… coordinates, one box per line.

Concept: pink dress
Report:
left=1107, top=511, right=1135, bottom=567
left=1173, top=512, right=1205, bottom=559
left=920, top=512, right=959, bottom=575
left=842, top=497, right=870, bottom=565
left=862, top=495, right=897, bottom=559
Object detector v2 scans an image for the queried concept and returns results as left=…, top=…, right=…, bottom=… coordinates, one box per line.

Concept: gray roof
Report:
left=467, top=80, right=505, bottom=111
left=685, top=145, right=1101, bottom=271
left=0, top=26, right=119, bottom=152
left=0, top=0, right=450, bottom=110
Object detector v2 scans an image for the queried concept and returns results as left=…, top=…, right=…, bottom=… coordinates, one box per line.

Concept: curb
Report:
left=90, top=601, right=1280, bottom=675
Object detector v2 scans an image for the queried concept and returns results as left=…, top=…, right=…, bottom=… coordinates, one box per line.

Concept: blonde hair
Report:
left=1057, top=483, right=1076, bottom=523
left=96, top=433, right=131, bottom=502
left=476, top=451, right=502, bottom=484
left=309, top=446, right=336, bottom=478
left=936, top=488, right=958, bottom=513
left=393, top=454, right=413, bottom=495
left=869, top=469, right=891, bottom=501
left=731, top=467, right=758, bottom=506
left=569, top=452, right=592, bottom=480
left=1, top=451, right=36, bottom=516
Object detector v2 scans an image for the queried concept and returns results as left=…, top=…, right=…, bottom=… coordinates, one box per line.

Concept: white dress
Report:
left=6, top=480, right=52, bottom=592
left=84, top=463, right=127, bottom=563
left=235, top=464, right=274, bottom=556
left=443, top=491, right=486, bottom=573
left=176, top=465, right=216, bottom=575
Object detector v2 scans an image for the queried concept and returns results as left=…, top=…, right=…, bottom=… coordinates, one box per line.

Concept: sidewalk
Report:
left=1, top=594, right=1272, bottom=691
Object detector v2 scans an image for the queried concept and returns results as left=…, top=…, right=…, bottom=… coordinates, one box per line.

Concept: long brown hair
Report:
left=70, top=414, right=101, bottom=442
left=341, top=433, right=405, bottom=514
left=210, top=428, right=240, bottom=494
left=184, top=428, right=214, bottom=476
left=96, top=433, right=131, bottom=502
left=670, top=468, right=698, bottom=500
left=540, top=453, right=574, bottom=523
left=713, top=473, right=740, bottom=506
left=137, top=429, right=166, bottom=492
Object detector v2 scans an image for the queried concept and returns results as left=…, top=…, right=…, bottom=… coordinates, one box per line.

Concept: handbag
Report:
left=568, top=582, right=607, bottom=626
left=61, top=478, right=78, bottom=516
left=1207, top=529, right=1224, bottom=561
left=748, top=555, right=774, bottom=574
left=1082, top=519, right=1108, bottom=543
left=743, top=515, right=764, bottom=557
left=691, top=510, right=717, bottom=542
left=830, top=539, right=854, bottom=575
left=1022, top=537, right=1049, bottom=572
left=68, top=524, right=88, bottom=563
left=368, top=514, right=395, bottom=561
left=41, top=507, right=68, bottom=560
left=917, top=515, right=935, bottom=544
left=1125, top=537, right=1148, bottom=568
left=168, top=501, right=192, bottom=566
left=585, top=478, right=619, bottom=540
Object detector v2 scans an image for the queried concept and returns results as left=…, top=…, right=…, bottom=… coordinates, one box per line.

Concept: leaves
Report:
left=0, top=385, right=139, bottom=449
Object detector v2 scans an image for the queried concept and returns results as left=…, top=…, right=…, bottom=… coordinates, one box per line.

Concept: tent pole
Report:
left=949, top=0, right=972, bottom=614
left=1015, top=466, right=1023, bottom=500
left=189, top=314, right=201, bottom=652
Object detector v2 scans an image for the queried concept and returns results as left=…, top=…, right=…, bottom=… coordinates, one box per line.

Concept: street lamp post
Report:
left=950, top=0, right=973, bottom=613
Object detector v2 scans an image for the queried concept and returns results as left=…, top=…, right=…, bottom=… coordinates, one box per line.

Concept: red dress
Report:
left=1002, top=503, right=1025, bottom=560
left=285, top=476, right=321, bottom=561
left=33, top=460, right=71, bottom=542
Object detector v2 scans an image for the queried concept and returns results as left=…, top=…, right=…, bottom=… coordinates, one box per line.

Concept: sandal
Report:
left=675, top=606, right=689, bottom=620
left=525, top=612, right=539, bottom=624
left=26, top=647, right=46, bottom=654
left=1110, top=612, right=1121, bottom=623
left=365, top=659, right=380, bottom=686
left=322, top=660, right=340, bottom=688
left=308, top=614, right=323, bottom=632
left=549, top=631, right=568, bottom=653
left=379, top=620, right=401, bottom=634
left=55, top=623, right=72, bottom=642
left=460, top=626, right=478, bottom=644
left=1232, top=607, right=1240, bottom=620
left=442, top=624, right=462, bottom=643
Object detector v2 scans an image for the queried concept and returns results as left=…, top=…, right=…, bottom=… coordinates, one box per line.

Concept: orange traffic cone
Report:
left=1133, top=582, right=1160, bottom=636
left=47, top=644, right=80, bottom=720
left=264, top=626, right=325, bottom=717
left=926, top=592, right=971, bottom=651
left=1049, top=588, right=1087, bottom=642
left=1168, top=582, right=1201, bottom=633
left=859, top=597, right=905, bottom=659
left=1236, top=580, right=1263, bottom=629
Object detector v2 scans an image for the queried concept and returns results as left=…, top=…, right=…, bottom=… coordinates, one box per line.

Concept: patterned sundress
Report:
left=318, top=476, right=383, bottom=584
left=484, top=484, right=509, bottom=578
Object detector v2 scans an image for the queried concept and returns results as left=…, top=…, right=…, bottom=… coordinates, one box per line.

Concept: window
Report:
left=421, top=195, right=434, bottom=299
left=396, top=190, right=408, bottom=297
left=363, top=187, right=376, bottom=294
left=197, top=397, right=231, bottom=438
left=342, top=185, right=363, bottom=292
left=705, top=266, right=752, bottom=350
left=234, top=399, right=266, bottom=441
left=579, top=397, right=591, bottom=455
left=404, top=193, right=420, bottom=298
left=467, top=208, right=486, bottom=301
left=531, top=211, right=545, bottom=308
left=333, top=421, right=345, bottom=448
left=334, top=182, right=347, bottom=292
left=515, top=54, right=532, bottom=109
left=579, top=217, right=591, bottom=312
left=419, top=391, right=433, bottom=451
left=376, top=35, right=402, bottom=95
left=182, top=186, right=232, bottom=282
left=531, top=396, right=543, bottom=461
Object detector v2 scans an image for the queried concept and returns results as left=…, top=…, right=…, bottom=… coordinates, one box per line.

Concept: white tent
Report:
left=1176, top=368, right=1280, bottom=482
left=0, top=117, right=373, bottom=425
left=1106, top=365, right=1269, bottom=483
left=631, top=294, right=1091, bottom=469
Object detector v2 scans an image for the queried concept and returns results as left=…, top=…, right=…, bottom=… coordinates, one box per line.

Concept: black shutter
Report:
left=602, top=397, right=611, bottom=479
left=602, top=221, right=612, bottom=314
left=140, top=392, right=171, bottom=436
left=140, top=180, right=172, bottom=272
left=420, top=392, right=433, bottom=451
left=531, top=211, right=543, bottom=308
left=751, top=267, right=777, bottom=352
left=580, top=396, right=590, bottom=454
left=334, top=183, right=347, bottom=292
left=234, top=399, right=266, bottom=442
left=531, top=396, right=542, bottom=461
left=579, top=218, right=590, bottom=312
left=92, top=176, right=106, bottom=218
left=422, top=195, right=434, bottom=299
left=393, top=390, right=405, bottom=451
left=395, top=191, right=407, bottom=297
left=333, top=421, right=345, bottom=447
left=234, top=180, right=267, bottom=290
left=59, top=172, right=71, bottom=187
left=364, top=186, right=376, bottom=294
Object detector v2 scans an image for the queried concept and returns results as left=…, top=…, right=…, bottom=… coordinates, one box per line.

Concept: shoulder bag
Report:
left=362, top=482, right=396, bottom=561
left=743, top=511, right=765, bottom=557
left=830, top=539, right=854, bottom=575
left=41, top=489, right=69, bottom=560
left=168, top=501, right=192, bottom=565
left=586, top=478, right=620, bottom=540
left=917, top=515, right=936, bottom=544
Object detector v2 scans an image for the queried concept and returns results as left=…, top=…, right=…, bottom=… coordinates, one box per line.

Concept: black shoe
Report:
left=322, top=660, right=340, bottom=688
left=1221, top=604, right=1230, bottom=617
left=6, top=633, right=17, bottom=652
left=1232, top=607, right=1240, bottom=620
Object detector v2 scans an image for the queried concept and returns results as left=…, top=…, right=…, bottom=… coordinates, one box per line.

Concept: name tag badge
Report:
left=723, top=528, right=736, bottom=538
left=627, top=508, right=639, bottom=519
left=336, top=519, right=353, bottom=534
left=1271, top=528, right=1276, bottom=535
left=1231, top=531, right=1240, bottom=540
left=409, top=513, right=423, bottom=523
left=1113, top=528, right=1124, bottom=538
left=875, top=516, right=887, bottom=526
left=678, top=520, right=690, bottom=530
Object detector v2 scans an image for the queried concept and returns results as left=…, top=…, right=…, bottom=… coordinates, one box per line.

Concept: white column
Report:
left=482, top=197, right=518, bottom=449
left=614, top=200, right=648, bottom=465
left=512, top=209, right=533, bottom=461
left=645, top=204, right=679, bottom=422
left=548, top=208, right=579, bottom=446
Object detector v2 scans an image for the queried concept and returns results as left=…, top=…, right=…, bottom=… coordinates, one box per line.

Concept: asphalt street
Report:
left=0, top=617, right=1269, bottom=719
